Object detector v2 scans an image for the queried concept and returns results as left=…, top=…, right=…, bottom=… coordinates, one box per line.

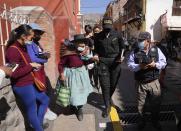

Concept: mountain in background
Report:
left=83, top=13, right=103, bottom=27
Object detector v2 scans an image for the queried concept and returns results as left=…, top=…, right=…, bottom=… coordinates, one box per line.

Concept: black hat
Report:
left=102, top=17, right=113, bottom=29
left=71, top=34, right=87, bottom=43
left=138, top=32, right=151, bottom=41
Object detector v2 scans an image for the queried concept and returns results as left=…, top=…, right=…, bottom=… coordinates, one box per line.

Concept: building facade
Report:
left=104, top=0, right=128, bottom=31
left=0, top=0, right=81, bottom=86
left=120, top=0, right=181, bottom=41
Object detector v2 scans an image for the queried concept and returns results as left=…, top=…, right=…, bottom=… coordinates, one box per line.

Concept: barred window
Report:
left=172, top=0, right=181, bottom=16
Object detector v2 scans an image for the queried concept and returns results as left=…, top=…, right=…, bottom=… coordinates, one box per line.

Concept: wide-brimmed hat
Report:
left=71, top=34, right=87, bottom=43
left=102, top=17, right=113, bottom=29
left=29, top=23, right=45, bottom=35
left=138, top=32, right=151, bottom=41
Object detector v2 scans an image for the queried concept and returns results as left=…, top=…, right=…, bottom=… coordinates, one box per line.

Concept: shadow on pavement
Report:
left=87, top=92, right=105, bottom=111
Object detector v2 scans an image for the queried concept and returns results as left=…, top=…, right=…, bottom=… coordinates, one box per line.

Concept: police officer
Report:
left=127, top=32, right=167, bottom=130
left=93, top=17, right=125, bottom=118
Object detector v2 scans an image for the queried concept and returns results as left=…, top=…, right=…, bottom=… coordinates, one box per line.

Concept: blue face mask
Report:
left=138, top=41, right=145, bottom=50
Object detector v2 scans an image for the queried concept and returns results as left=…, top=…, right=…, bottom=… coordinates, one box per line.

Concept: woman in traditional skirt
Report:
left=58, top=35, right=93, bottom=121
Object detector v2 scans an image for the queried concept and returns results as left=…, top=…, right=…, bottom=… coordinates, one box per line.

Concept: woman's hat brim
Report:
left=71, top=38, right=87, bottom=43
left=34, top=29, right=45, bottom=35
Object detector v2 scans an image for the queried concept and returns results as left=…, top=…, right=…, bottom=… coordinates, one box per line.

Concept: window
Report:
left=172, top=0, right=181, bottom=16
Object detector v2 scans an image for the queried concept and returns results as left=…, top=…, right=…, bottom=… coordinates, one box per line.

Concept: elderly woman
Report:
left=58, top=35, right=93, bottom=121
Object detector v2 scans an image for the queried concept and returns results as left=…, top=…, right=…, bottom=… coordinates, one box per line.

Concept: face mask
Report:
left=77, top=47, right=85, bottom=52
left=25, top=40, right=32, bottom=45
left=104, top=28, right=111, bottom=33
left=138, top=41, right=145, bottom=50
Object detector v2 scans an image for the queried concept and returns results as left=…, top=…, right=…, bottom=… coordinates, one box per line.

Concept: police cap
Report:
left=138, top=32, right=151, bottom=41
left=102, top=17, right=113, bottom=29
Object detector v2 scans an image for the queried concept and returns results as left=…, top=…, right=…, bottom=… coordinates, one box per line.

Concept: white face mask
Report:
left=25, top=40, right=32, bottom=45
left=77, top=47, right=85, bottom=52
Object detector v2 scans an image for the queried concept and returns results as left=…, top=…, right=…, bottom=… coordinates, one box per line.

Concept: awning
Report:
left=168, top=27, right=181, bottom=31
left=161, top=11, right=181, bottom=31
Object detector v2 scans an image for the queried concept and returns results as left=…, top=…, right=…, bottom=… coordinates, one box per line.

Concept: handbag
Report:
left=55, top=78, right=70, bottom=107
left=11, top=46, right=46, bottom=92
left=32, top=66, right=46, bottom=91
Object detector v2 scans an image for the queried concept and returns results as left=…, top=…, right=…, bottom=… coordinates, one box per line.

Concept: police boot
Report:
left=137, top=121, right=146, bottom=130
left=152, top=121, right=162, bottom=131
left=151, top=113, right=162, bottom=130
left=102, top=105, right=111, bottom=118
left=137, top=116, right=146, bottom=130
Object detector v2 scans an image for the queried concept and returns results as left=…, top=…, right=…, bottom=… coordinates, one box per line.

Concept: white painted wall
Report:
left=145, top=0, right=173, bottom=41
left=168, top=15, right=181, bottom=28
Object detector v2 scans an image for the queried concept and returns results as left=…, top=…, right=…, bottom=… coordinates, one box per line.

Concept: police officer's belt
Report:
left=100, top=57, right=115, bottom=62
left=100, top=54, right=119, bottom=58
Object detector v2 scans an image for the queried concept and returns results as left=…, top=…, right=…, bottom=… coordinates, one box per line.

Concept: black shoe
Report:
left=110, top=99, right=118, bottom=108
left=137, top=121, right=146, bottom=130
left=76, top=108, right=83, bottom=121
left=70, top=105, right=76, bottom=113
left=102, top=106, right=111, bottom=118
left=25, top=127, right=34, bottom=131
left=152, top=122, right=162, bottom=130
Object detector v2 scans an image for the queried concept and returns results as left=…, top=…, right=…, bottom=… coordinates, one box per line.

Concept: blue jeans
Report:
left=13, top=84, right=49, bottom=131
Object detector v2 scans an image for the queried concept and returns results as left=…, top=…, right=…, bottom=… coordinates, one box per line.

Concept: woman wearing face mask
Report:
left=58, top=36, right=93, bottom=121
left=26, top=23, right=57, bottom=122
left=6, top=24, right=49, bottom=131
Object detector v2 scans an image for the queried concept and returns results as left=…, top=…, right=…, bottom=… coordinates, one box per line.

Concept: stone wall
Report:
left=0, top=79, right=25, bottom=131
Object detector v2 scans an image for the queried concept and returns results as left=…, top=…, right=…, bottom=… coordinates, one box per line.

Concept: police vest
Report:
left=134, top=46, right=159, bottom=82
left=95, top=30, right=123, bottom=58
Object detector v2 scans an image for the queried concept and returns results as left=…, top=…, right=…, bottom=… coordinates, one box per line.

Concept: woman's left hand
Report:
left=0, top=66, right=12, bottom=77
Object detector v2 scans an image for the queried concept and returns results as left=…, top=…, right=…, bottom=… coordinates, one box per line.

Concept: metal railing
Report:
left=120, top=10, right=142, bottom=23
left=0, top=3, right=30, bottom=65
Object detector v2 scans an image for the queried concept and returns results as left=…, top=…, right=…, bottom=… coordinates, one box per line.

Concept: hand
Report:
left=146, top=61, right=156, bottom=68
left=116, top=56, right=125, bottom=63
left=91, top=55, right=99, bottom=62
left=0, top=66, right=12, bottom=77
left=60, top=74, right=66, bottom=81
left=139, top=63, right=148, bottom=70
left=30, top=63, right=41, bottom=69
left=44, top=52, right=51, bottom=59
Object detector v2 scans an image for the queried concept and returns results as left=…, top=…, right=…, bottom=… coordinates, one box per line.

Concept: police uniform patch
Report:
left=103, top=20, right=113, bottom=25
left=112, top=38, right=117, bottom=42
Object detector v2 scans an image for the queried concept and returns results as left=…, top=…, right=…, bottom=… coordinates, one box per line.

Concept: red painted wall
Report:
left=0, top=0, right=80, bottom=60
left=0, top=0, right=81, bottom=86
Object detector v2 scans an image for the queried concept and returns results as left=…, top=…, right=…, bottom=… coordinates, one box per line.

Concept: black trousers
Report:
left=98, top=60, right=121, bottom=108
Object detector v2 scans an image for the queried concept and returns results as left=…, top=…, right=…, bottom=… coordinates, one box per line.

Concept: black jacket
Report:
left=94, top=30, right=125, bottom=59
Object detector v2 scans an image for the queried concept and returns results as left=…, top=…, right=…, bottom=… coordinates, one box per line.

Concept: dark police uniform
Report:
left=94, top=28, right=125, bottom=115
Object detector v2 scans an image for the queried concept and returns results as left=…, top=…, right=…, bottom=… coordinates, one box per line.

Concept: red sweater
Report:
left=58, top=54, right=84, bottom=74
left=6, top=42, right=34, bottom=87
